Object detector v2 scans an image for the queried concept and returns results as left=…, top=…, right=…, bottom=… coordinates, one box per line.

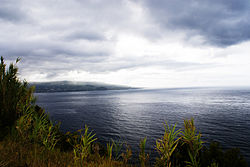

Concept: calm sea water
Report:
left=35, top=87, right=250, bottom=164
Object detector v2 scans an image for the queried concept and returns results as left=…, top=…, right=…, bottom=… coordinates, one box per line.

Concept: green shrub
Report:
left=0, top=57, right=35, bottom=138
left=67, top=125, right=97, bottom=166
left=155, top=122, right=181, bottom=167
left=106, top=142, right=114, bottom=160
left=121, top=143, right=132, bottom=165
left=15, top=103, right=60, bottom=150
left=112, top=139, right=123, bottom=160
left=200, top=141, right=248, bottom=167
left=139, top=137, right=149, bottom=167
left=181, top=118, right=203, bottom=167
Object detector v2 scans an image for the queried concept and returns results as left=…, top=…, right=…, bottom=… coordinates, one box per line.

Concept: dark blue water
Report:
left=35, top=87, right=250, bottom=164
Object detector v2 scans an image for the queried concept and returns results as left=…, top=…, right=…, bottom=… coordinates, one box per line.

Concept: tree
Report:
left=0, top=56, right=35, bottom=136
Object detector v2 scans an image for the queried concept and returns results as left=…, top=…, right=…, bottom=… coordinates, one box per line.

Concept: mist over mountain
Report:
left=30, top=81, right=134, bottom=93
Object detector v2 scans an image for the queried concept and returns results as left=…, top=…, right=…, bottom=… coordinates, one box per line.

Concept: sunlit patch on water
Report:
left=35, top=87, right=250, bottom=164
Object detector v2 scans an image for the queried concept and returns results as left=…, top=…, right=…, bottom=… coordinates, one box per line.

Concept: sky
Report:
left=1, top=0, right=250, bottom=88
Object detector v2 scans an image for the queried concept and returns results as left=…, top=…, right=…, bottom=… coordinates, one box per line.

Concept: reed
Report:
left=112, top=139, right=123, bottom=160
left=67, top=125, right=97, bottom=166
left=139, top=137, right=149, bottom=167
left=121, top=144, right=132, bottom=165
left=155, top=122, right=181, bottom=167
left=16, top=104, right=60, bottom=150
left=181, top=118, right=203, bottom=167
left=106, top=142, right=114, bottom=161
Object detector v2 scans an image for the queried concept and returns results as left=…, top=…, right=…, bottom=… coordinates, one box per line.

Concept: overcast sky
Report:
left=1, top=0, right=250, bottom=88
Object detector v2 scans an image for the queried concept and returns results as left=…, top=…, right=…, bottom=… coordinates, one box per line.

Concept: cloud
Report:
left=0, top=0, right=250, bottom=87
left=140, top=0, right=250, bottom=47
left=0, top=0, right=143, bottom=75
left=0, top=0, right=28, bottom=22
left=64, top=31, right=106, bottom=41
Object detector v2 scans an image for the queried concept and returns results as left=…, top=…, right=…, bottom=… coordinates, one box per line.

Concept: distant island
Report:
left=30, top=81, right=135, bottom=93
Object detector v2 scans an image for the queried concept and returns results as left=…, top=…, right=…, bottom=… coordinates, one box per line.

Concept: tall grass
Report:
left=139, top=137, right=149, bottom=167
left=106, top=142, right=114, bottom=161
left=181, top=118, right=203, bottom=167
left=121, top=144, right=133, bottom=165
left=155, top=122, right=181, bottom=167
left=112, top=139, right=123, bottom=160
left=16, top=103, right=60, bottom=150
left=67, top=125, right=97, bottom=166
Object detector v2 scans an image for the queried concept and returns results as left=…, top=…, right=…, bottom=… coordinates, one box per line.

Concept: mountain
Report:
left=30, top=81, right=134, bottom=93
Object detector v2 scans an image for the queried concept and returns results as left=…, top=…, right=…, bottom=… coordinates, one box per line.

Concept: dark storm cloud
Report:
left=141, top=0, right=250, bottom=47
left=0, top=42, right=108, bottom=62
left=0, top=0, right=27, bottom=22
left=0, top=38, right=110, bottom=75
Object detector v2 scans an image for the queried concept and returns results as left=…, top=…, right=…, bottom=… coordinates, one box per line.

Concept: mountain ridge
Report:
left=30, top=81, right=135, bottom=93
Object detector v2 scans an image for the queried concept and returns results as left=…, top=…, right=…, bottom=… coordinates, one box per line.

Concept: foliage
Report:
left=0, top=56, right=35, bottom=137
left=121, top=144, right=132, bottom=165
left=0, top=139, right=129, bottom=167
left=208, top=162, right=219, bottom=167
left=106, top=142, right=114, bottom=161
left=112, top=139, right=124, bottom=160
left=67, top=125, right=97, bottom=165
left=139, top=137, right=149, bottom=167
left=155, top=122, right=181, bottom=167
left=200, top=141, right=248, bottom=167
left=181, top=118, right=203, bottom=167
left=16, top=106, right=60, bottom=150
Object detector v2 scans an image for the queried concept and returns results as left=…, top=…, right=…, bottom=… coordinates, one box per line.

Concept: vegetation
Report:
left=30, top=81, right=132, bottom=93
left=139, top=137, right=149, bottom=167
left=0, top=56, right=248, bottom=167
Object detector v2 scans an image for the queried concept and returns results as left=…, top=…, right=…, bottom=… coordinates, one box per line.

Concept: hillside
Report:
left=30, top=81, right=133, bottom=93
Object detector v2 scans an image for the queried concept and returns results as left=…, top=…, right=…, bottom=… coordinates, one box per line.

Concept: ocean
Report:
left=35, top=87, right=250, bottom=164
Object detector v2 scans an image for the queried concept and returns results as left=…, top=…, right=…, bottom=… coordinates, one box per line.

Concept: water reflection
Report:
left=35, top=87, right=250, bottom=163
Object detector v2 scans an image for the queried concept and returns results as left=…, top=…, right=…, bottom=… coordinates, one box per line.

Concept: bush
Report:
left=200, top=141, right=248, bottom=167
left=0, top=56, right=35, bottom=138
left=154, top=119, right=247, bottom=167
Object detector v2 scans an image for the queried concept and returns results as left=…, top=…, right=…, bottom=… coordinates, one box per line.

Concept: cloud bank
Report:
left=1, top=0, right=250, bottom=87
left=141, top=0, right=250, bottom=46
